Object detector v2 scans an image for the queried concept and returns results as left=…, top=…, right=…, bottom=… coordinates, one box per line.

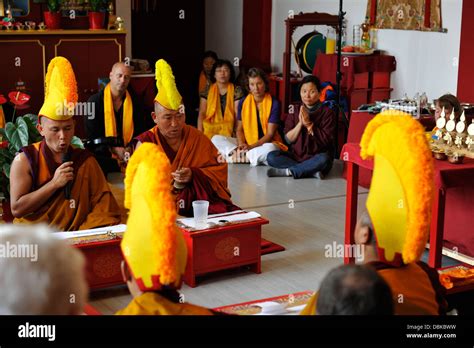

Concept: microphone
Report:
left=61, top=152, right=72, bottom=200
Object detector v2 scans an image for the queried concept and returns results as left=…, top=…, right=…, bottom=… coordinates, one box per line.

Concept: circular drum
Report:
left=295, top=31, right=326, bottom=74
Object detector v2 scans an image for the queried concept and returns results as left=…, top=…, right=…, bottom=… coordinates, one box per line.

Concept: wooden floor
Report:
left=90, top=160, right=369, bottom=314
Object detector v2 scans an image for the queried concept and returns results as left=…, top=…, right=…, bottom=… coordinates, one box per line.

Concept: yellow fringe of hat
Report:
left=38, top=56, right=78, bottom=121
left=360, top=110, right=434, bottom=265
left=122, top=142, right=187, bottom=290
left=154, top=59, right=183, bottom=111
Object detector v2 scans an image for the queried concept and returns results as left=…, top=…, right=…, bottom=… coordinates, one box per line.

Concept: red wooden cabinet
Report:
left=313, top=53, right=396, bottom=112
left=0, top=30, right=125, bottom=136
left=179, top=217, right=269, bottom=288
left=74, top=238, right=125, bottom=291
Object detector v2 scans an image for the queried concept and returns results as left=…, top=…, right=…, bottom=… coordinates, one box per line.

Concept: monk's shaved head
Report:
left=39, top=116, right=74, bottom=127
left=109, top=62, right=132, bottom=95
left=111, top=62, right=131, bottom=74
left=154, top=102, right=165, bottom=114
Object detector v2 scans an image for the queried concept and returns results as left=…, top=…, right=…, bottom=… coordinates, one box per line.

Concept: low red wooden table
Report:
left=178, top=217, right=269, bottom=288
left=341, top=142, right=474, bottom=268
left=73, top=236, right=124, bottom=290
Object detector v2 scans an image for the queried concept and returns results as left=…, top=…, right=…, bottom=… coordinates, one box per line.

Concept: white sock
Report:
left=286, top=168, right=291, bottom=176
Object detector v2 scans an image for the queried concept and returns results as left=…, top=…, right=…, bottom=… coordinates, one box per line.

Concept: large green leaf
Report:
left=22, top=116, right=42, bottom=143
left=23, top=114, right=39, bottom=127
left=71, top=136, right=85, bottom=149
left=0, top=148, right=14, bottom=164
left=2, top=163, right=10, bottom=179
left=8, top=143, right=17, bottom=155
left=16, top=118, right=30, bottom=147
left=0, top=128, right=6, bottom=139
left=5, top=123, right=22, bottom=152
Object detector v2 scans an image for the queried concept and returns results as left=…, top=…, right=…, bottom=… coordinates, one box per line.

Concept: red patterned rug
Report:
left=261, top=238, right=285, bottom=255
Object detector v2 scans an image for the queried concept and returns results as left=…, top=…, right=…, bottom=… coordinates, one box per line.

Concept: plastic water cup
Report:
left=353, top=25, right=361, bottom=47
left=192, top=200, right=209, bottom=229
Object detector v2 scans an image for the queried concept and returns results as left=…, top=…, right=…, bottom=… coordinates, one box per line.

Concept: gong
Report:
left=294, top=31, right=326, bottom=74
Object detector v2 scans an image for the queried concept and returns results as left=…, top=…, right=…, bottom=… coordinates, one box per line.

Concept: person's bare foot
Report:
left=229, top=149, right=249, bottom=163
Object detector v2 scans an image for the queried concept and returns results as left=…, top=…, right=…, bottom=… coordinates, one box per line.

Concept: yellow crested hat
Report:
left=154, top=59, right=183, bottom=111
left=121, top=142, right=187, bottom=291
left=360, top=110, right=434, bottom=266
left=38, top=56, right=78, bottom=121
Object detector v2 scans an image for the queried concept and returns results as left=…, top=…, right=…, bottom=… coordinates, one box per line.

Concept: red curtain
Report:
left=242, top=0, right=272, bottom=71
left=457, top=0, right=474, bottom=102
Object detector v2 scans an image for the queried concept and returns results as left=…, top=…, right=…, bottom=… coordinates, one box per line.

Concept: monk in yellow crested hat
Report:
left=301, top=110, right=447, bottom=315
left=10, top=56, right=121, bottom=231
left=360, top=110, right=435, bottom=266
left=117, top=142, right=215, bottom=315
left=38, top=56, right=78, bottom=121
left=134, top=59, right=239, bottom=217
left=154, top=59, right=183, bottom=111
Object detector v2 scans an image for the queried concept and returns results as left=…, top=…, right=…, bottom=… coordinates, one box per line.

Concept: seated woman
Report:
left=198, top=50, right=218, bottom=95
left=434, top=93, right=462, bottom=121
left=211, top=68, right=286, bottom=165
left=266, top=75, right=336, bottom=179
left=198, top=59, right=244, bottom=139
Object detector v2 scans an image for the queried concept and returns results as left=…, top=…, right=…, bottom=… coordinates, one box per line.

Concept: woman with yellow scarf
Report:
left=212, top=68, right=286, bottom=166
left=197, top=59, right=244, bottom=139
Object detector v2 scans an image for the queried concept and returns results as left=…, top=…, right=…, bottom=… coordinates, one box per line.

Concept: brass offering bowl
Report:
left=432, top=148, right=447, bottom=161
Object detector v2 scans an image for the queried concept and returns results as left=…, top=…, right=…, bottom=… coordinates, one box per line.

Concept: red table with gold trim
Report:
left=179, top=217, right=269, bottom=288
left=72, top=235, right=124, bottom=291
left=341, top=142, right=474, bottom=268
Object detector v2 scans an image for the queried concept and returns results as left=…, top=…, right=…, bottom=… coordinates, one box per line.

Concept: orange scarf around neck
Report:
left=104, top=83, right=134, bottom=146
left=205, top=83, right=235, bottom=123
left=241, top=93, right=286, bottom=150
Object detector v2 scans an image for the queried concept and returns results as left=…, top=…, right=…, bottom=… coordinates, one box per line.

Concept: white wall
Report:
left=271, top=0, right=463, bottom=99
left=116, top=0, right=132, bottom=59
left=205, top=0, right=243, bottom=63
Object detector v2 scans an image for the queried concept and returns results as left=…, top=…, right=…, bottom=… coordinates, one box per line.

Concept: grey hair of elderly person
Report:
left=0, top=224, right=88, bottom=315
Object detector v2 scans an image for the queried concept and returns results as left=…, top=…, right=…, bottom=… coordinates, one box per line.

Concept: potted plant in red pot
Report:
left=89, top=0, right=108, bottom=30
left=44, top=0, right=62, bottom=30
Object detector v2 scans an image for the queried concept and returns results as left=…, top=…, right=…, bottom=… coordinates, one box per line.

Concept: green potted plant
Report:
left=88, top=0, right=108, bottom=30
left=0, top=114, right=83, bottom=222
left=44, top=0, right=63, bottom=30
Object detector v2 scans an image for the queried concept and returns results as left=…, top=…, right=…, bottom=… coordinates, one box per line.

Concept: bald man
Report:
left=85, top=62, right=152, bottom=175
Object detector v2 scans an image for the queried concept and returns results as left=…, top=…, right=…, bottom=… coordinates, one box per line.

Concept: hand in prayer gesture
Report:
left=172, top=167, right=193, bottom=184
left=51, top=161, right=74, bottom=189
left=299, top=107, right=314, bottom=136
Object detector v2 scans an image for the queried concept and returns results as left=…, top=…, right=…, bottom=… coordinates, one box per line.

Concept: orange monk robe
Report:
left=116, top=292, right=215, bottom=315
left=300, top=262, right=447, bottom=315
left=14, top=140, right=122, bottom=231
left=135, top=125, right=239, bottom=216
left=198, top=70, right=210, bottom=94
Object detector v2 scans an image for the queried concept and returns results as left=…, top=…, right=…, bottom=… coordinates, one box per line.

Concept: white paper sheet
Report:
left=253, top=301, right=306, bottom=315
left=176, top=211, right=261, bottom=230
left=52, top=224, right=127, bottom=240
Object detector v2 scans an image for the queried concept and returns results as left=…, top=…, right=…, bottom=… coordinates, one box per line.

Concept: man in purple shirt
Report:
left=267, top=75, right=336, bottom=179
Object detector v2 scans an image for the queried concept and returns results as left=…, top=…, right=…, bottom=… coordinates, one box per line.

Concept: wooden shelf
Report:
left=0, top=29, right=126, bottom=35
